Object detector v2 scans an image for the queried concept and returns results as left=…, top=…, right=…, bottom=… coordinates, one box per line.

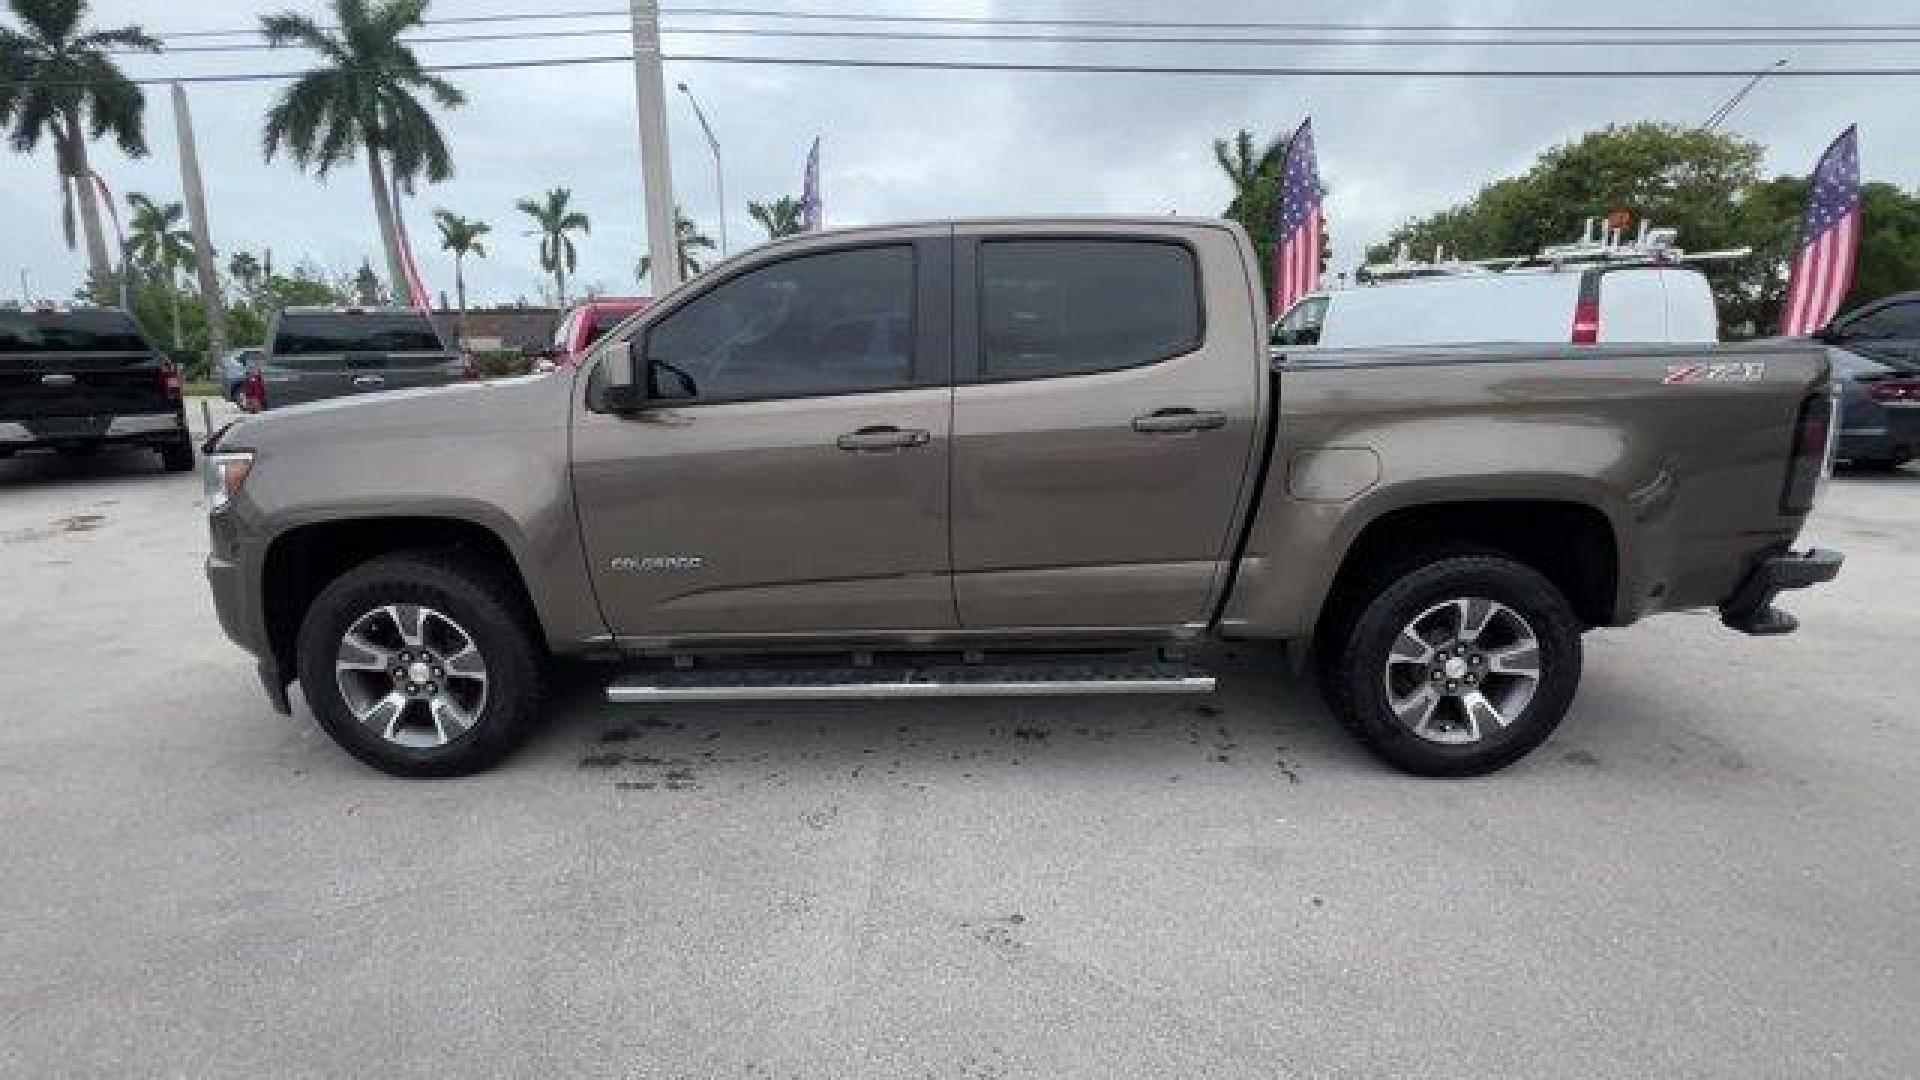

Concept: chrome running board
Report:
left=606, top=661, right=1215, bottom=703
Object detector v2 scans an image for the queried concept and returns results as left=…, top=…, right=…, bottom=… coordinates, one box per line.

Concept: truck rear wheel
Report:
left=295, top=551, right=544, bottom=777
left=1322, top=553, right=1582, bottom=776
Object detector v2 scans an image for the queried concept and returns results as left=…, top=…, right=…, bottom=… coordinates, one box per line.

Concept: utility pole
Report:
left=171, top=83, right=228, bottom=360
left=677, top=82, right=726, bottom=256
left=630, top=0, right=680, bottom=293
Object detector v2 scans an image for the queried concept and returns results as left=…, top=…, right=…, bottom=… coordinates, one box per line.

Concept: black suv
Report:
left=0, top=307, right=195, bottom=471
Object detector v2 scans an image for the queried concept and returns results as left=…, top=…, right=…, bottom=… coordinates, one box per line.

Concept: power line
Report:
left=18, top=52, right=1920, bottom=88
left=136, top=26, right=1920, bottom=54
left=142, top=8, right=1920, bottom=41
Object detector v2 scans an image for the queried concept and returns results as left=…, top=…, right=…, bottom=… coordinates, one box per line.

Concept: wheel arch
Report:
left=260, top=515, right=549, bottom=686
left=1315, top=497, right=1622, bottom=638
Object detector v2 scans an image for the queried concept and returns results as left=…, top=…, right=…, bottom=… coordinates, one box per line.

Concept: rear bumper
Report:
left=0, top=410, right=189, bottom=450
left=1719, top=548, right=1844, bottom=636
left=1839, top=417, right=1920, bottom=464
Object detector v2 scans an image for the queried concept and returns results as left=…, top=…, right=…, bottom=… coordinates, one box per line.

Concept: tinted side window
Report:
left=645, top=245, right=914, bottom=402
left=979, top=239, right=1200, bottom=380
left=1272, top=295, right=1328, bottom=347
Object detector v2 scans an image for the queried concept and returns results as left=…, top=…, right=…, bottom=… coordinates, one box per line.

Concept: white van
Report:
left=1272, top=264, right=1719, bottom=350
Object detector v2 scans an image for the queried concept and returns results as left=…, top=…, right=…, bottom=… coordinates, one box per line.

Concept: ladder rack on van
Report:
left=1357, top=218, right=1751, bottom=285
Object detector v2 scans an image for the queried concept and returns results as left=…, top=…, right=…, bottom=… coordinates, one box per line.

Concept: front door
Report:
left=572, top=231, right=956, bottom=642
left=948, top=226, right=1264, bottom=630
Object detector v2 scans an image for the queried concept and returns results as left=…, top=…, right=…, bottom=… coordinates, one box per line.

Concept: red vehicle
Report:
left=542, top=297, right=650, bottom=368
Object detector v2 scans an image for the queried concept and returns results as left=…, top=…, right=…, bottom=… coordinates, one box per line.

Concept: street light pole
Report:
left=630, top=0, right=680, bottom=293
left=1702, top=59, right=1788, bottom=132
left=677, top=81, right=727, bottom=256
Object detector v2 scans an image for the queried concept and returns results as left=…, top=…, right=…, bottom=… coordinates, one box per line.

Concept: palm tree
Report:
left=258, top=0, right=465, bottom=297
left=747, top=196, right=805, bottom=240
left=0, top=0, right=160, bottom=286
left=125, top=191, right=194, bottom=348
left=634, top=208, right=717, bottom=286
left=432, top=209, right=488, bottom=343
left=227, top=250, right=263, bottom=299
left=1214, top=128, right=1290, bottom=256
left=516, top=187, right=588, bottom=305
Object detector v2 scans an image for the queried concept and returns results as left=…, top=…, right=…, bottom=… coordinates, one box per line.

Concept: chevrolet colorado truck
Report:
left=202, top=218, right=1843, bottom=778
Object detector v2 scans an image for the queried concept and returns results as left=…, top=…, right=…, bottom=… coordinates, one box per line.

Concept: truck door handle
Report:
left=1132, top=408, right=1227, bottom=433
left=352, top=374, right=387, bottom=387
left=836, top=425, right=931, bottom=452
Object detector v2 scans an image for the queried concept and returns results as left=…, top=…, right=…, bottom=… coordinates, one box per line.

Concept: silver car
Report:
left=254, top=307, right=468, bottom=410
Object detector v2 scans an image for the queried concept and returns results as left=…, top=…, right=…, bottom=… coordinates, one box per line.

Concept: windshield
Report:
left=0, top=310, right=150, bottom=355
left=272, top=312, right=445, bottom=355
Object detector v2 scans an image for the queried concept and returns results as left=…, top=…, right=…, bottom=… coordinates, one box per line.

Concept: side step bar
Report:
left=606, top=661, right=1215, bottom=703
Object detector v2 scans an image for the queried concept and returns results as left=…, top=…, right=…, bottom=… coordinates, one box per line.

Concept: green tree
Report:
left=1214, top=127, right=1289, bottom=283
left=124, top=191, right=194, bottom=348
left=1369, top=122, right=1920, bottom=334
left=0, top=0, right=160, bottom=285
left=634, top=208, right=716, bottom=286
left=227, top=249, right=264, bottom=301
left=1720, top=177, right=1920, bottom=335
left=259, top=0, right=464, bottom=297
left=1370, top=123, right=1764, bottom=268
left=516, top=187, right=588, bottom=304
left=747, top=196, right=805, bottom=240
left=432, top=208, right=488, bottom=341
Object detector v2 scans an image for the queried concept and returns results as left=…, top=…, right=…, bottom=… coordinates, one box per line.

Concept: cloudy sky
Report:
left=4, top=0, right=1917, bottom=306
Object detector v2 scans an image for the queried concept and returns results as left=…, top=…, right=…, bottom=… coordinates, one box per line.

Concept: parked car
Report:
left=0, top=306, right=195, bottom=470
left=540, top=296, right=650, bottom=368
left=246, top=307, right=471, bottom=411
left=1273, top=264, right=1719, bottom=349
left=1827, top=347, right=1920, bottom=470
left=203, top=218, right=1841, bottom=779
left=218, top=347, right=262, bottom=404
left=1825, top=290, right=1920, bottom=370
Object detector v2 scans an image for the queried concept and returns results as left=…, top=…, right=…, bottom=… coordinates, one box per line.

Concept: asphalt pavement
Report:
left=1, top=402, right=1916, bottom=1078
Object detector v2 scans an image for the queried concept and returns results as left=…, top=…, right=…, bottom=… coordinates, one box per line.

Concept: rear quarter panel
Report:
left=1221, top=340, right=1830, bottom=639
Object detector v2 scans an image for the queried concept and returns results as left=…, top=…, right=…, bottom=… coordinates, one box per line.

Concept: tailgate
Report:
left=0, top=350, right=170, bottom=419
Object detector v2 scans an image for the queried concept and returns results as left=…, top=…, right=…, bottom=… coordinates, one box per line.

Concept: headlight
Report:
left=203, top=451, right=254, bottom=513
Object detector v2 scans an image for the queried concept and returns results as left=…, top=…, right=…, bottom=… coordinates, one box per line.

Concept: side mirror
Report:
left=603, top=339, right=649, bottom=412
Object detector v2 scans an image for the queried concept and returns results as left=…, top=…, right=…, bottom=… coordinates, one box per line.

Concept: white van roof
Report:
left=1290, top=264, right=1718, bottom=349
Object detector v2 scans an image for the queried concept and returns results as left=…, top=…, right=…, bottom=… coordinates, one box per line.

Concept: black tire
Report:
left=1321, top=553, right=1582, bottom=777
left=159, top=439, right=195, bottom=472
left=296, top=550, right=544, bottom=777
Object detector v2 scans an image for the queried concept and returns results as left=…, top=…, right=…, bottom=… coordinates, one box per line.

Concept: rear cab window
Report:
left=1, top=309, right=155, bottom=366
left=976, top=238, right=1201, bottom=380
left=269, top=311, right=448, bottom=368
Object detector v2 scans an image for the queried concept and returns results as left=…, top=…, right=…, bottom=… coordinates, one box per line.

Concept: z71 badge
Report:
left=1664, top=362, right=1766, bottom=384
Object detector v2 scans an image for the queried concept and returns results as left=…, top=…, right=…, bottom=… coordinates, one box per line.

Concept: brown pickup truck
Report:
left=202, top=218, right=1842, bottom=778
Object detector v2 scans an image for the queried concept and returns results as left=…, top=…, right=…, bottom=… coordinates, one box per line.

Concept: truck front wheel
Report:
left=1322, top=554, right=1582, bottom=776
left=295, top=551, right=544, bottom=777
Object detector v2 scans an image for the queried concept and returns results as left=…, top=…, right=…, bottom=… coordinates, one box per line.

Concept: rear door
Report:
left=572, top=230, right=957, bottom=640
left=948, top=225, right=1264, bottom=630
left=0, top=310, right=172, bottom=430
left=263, top=311, right=460, bottom=406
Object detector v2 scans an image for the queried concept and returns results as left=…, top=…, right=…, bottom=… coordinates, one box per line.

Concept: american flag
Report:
left=1779, top=125, right=1861, bottom=336
left=1270, top=117, right=1323, bottom=319
left=801, top=136, right=823, bottom=232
